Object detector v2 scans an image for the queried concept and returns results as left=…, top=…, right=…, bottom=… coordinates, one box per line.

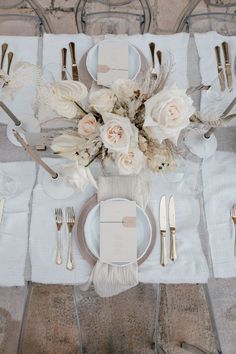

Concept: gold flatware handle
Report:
left=67, top=231, right=73, bottom=270
left=7, top=52, right=13, bottom=75
left=69, top=42, right=76, bottom=64
left=222, top=41, right=229, bottom=63
left=149, top=42, right=155, bottom=69
left=61, top=48, right=67, bottom=80
left=156, top=50, right=162, bottom=66
left=215, top=45, right=222, bottom=66
left=56, top=230, right=62, bottom=265
left=1, top=43, right=8, bottom=69
left=161, top=231, right=168, bottom=267
left=170, top=229, right=177, bottom=261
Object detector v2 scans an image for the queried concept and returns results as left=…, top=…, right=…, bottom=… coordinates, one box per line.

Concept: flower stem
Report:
left=74, top=101, right=88, bottom=115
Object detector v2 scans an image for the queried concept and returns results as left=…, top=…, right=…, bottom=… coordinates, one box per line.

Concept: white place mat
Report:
left=202, top=151, right=236, bottom=278
left=0, top=161, right=36, bottom=286
left=30, top=158, right=209, bottom=284
left=0, top=36, right=39, bottom=125
left=194, top=31, right=236, bottom=124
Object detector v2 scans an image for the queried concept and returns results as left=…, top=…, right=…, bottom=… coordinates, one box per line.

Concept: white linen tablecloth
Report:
left=0, top=36, right=39, bottom=125
left=29, top=159, right=209, bottom=284
left=0, top=161, right=36, bottom=286
left=202, top=151, right=236, bottom=278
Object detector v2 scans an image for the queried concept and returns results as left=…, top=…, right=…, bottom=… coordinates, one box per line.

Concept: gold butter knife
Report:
left=169, top=196, right=176, bottom=262
left=1, top=43, right=8, bottom=70
left=215, top=46, right=225, bottom=91
left=61, top=48, right=67, bottom=80
left=160, top=195, right=168, bottom=267
left=69, top=42, right=79, bottom=81
left=7, top=52, right=13, bottom=75
left=222, top=41, right=232, bottom=91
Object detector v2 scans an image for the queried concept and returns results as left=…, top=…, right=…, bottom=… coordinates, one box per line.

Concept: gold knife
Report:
left=222, top=41, right=232, bottom=91
left=61, top=48, right=67, bottom=80
left=169, top=196, right=176, bottom=262
left=215, top=46, right=225, bottom=91
left=160, top=195, right=168, bottom=267
left=1, top=43, right=8, bottom=70
left=69, top=42, right=79, bottom=81
left=0, top=199, right=5, bottom=224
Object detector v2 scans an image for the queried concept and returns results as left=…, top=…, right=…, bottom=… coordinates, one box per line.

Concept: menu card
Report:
left=100, top=200, right=137, bottom=263
left=97, top=41, right=129, bottom=86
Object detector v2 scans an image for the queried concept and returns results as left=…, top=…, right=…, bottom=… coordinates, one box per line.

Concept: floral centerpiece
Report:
left=40, top=75, right=197, bottom=192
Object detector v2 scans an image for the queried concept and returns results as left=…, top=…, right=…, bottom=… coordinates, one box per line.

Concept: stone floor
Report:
left=0, top=1, right=236, bottom=354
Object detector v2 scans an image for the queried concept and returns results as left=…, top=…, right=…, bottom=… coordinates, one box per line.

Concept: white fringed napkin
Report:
left=81, top=175, right=149, bottom=297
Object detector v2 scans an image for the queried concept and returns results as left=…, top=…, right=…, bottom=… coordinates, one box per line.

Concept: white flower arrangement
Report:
left=45, top=76, right=198, bottom=192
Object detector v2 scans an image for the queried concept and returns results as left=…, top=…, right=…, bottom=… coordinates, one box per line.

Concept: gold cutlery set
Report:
left=55, top=207, right=75, bottom=270
left=159, top=195, right=176, bottom=267
left=231, top=204, right=236, bottom=257
left=215, top=42, right=232, bottom=91
left=1, top=43, right=13, bottom=75
left=149, top=42, right=162, bottom=79
left=61, top=42, right=79, bottom=81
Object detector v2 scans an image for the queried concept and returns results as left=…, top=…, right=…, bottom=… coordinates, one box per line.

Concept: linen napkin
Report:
left=81, top=175, right=149, bottom=297
left=0, top=36, right=39, bottom=125
left=0, top=161, right=36, bottom=286
left=29, top=158, right=96, bottom=284
left=128, top=33, right=190, bottom=88
left=202, top=151, right=236, bottom=278
left=194, top=31, right=236, bottom=124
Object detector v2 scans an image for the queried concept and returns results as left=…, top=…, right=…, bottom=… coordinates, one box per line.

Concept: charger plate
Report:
left=77, top=194, right=157, bottom=266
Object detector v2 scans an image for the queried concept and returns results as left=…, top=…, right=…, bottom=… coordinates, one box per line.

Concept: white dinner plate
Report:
left=84, top=198, right=152, bottom=267
left=86, top=39, right=141, bottom=84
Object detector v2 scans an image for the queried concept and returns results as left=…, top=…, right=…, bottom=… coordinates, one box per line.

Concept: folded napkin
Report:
left=202, top=151, right=236, bottom=278
left=29, top=158, right=96, bottom=284
left=194, top=31, right=236, bottom=124
left=81, top=176, right=149, bottom=297
left=128, top=33, right=190, bottom=88
left=0, top=161, right=36, bottom=286
left=0, top=36, right=39, bottom=125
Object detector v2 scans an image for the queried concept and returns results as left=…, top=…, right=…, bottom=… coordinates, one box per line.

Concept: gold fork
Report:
left=55, top=208, right=63, bottom=265
left=231, top=203, right=236, bottom=257
left=66, top=207, right=75, bottom=270
left=149, top=42, right=157, bottom=79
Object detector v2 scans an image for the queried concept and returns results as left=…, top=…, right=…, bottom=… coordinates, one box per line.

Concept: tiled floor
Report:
left=0, top=1, right=236, bottom=353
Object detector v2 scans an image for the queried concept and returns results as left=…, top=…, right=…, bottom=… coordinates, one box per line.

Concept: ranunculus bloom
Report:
left=100, top=115, right=133, bottom=154
left=78, top=114, right=99, bottom=137
left=89, top=88, right=116, bottom=114
left=45, top=80, right=88, bottom=119
left=116, top=147, right=145, bottom=175
left=144, top=85, right=195, bottom=145
left=61, top=162, right=97, bottom=192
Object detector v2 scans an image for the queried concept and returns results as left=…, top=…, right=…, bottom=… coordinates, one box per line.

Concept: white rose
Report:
left=61, top=162, right=97, bottom=192
left=89, top=88, right=116, bottom=114
left=46, top=80, right=88, bottom=119
left=144, top=85, right=195, bottom=145
left=116, top=147, right=145, bottom=175
left=100, top=115, right=133, bottom=154
left=111, top=79, right=139, bottom=101
left=78, top=113, right=99, bottom=137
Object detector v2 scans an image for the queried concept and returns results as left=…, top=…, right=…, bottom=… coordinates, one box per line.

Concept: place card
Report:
left=100, top=200, right=137, bottom=263
left=97, top=41, right=129, bottom=86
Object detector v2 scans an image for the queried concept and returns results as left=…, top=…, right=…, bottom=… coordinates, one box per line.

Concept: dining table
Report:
left=0, top=31, right=236, bottom=353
